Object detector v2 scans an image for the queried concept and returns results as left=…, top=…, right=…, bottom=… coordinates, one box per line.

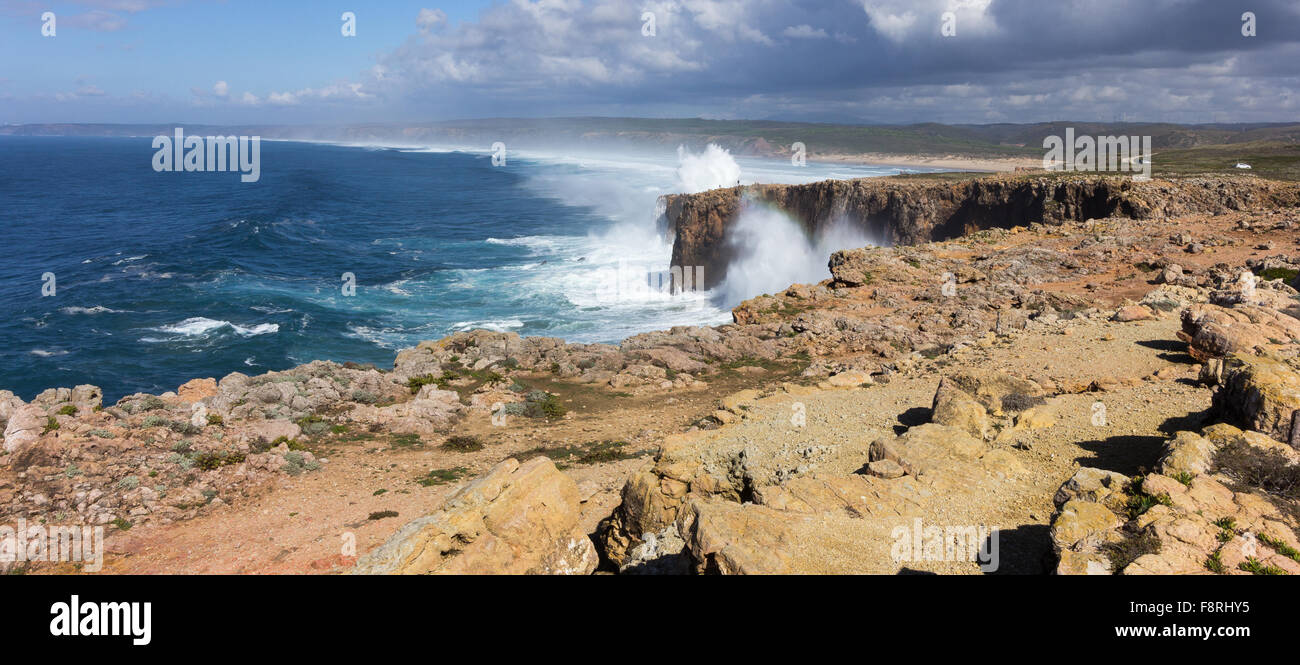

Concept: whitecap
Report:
left=61, top=305, right=124, bottom=315
left=450, top=319, right=524, bottom=333
left=150, top=317, right=279, bottom=338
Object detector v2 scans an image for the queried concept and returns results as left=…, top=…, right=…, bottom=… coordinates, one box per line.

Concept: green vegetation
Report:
left=140, top=415, right=201, bottom=435
left=501, top=390, right=568, bottom=421
left=281, top=451, right=320, bottom=475
left=389, top=433, right=423, bottom=449
left=1258, top=267, right=1299, bottom=283
left=1205, top=550, right=1226, bottom=574
left=270, top=435, right=307, bottom=451
left=441, top=435, right=485, bottom=452
left=416, top=466, right=469, bottom=486
left=120, top=395, right=166, bottom=413
left=56, top=405, right=77, bottom=416
left=1258, top=533, right=1300, bottom=564
left=110, top=518, right=133, bottom=531
left=1170, top=471, right=1195, bottom=487
left=194, top=451, right=245, bottom=471
left=1214, top=517, right=1237, bottom=543
left=1238, top=557, right=1289, bottom=575
left=1153, top=140, right=1300, bottom=181
left=350, top=389, right=380, bottom=404
left=1125, top=489, right=1173, bottom=520
left=407, top=373, right=443, bottom=393
left=206, top=413, right=224, bottom=426
left=41, top=417, right=59, bottom=435
left=519, top=440, right=642, bottom=469
left=367, top=510, right=399, bottom=521
left=295, top=414, right=333, bottom=436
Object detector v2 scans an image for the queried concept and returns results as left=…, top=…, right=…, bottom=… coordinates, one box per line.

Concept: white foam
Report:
left=675, top=144, right=742, bottom=194
left=60, top=305, right=124, bottom=315
left=150, top=317, right=279, bottom=338
left=450, top=319, right=524, bottom=333
left=717, top=200, right=878, bottom=306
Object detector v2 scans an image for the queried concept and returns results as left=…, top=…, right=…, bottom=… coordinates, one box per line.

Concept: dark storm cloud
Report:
left=362, top=0, right=1300, bottom=122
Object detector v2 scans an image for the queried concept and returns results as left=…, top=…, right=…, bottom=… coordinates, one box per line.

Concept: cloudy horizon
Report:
left=2, top=0, right=1298, bottom=126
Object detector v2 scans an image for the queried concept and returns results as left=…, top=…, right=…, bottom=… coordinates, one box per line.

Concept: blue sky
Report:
left=0, top=0, right=489, bottom=123
left=2, top=0, right=1299, bottom=125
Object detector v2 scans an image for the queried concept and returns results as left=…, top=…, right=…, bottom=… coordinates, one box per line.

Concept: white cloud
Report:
left=213, top=80, right=229, bottom=97
left=416, top=8, right=448, bottom=33
left=783, top=24, right=828, bottom=39
left=860, top=0, right=996, bottom=43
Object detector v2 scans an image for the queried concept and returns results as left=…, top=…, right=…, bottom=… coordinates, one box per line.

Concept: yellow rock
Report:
left=1014, top=407, right=1056, bottom=430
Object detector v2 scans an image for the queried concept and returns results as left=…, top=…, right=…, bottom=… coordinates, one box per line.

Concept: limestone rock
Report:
left=1179, top=302, right=1300, bottom=361
left=931, top=377, right=990, bottom=439
left=1213, top=353, right=1300, bottom=443
left=1050, top=499, right=1122, bottom=553
left=177, top=378, right=218, bottom=403
left=675, top=497, right=796, bottom=574
left=353, top=458, right=597, bottom=575
left=1157, top=431, right=1218, bottom=477
left=1112, top=305, right=1154, bottom=322
left=2, top=404, right=47, bottom=455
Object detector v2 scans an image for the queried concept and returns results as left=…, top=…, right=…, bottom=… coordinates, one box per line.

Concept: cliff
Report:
left=662, top=175, right=1300, bottom=290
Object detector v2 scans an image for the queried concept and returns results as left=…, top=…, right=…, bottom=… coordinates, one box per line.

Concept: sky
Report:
left=1, top=0, right=1298, bottom=125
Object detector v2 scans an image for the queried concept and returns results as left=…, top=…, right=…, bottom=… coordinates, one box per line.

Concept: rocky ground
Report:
left=4, top=174, right=1300, bottom=575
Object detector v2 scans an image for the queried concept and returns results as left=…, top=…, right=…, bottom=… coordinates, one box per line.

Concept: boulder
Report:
left=177, top=378, right=218, bottom=403
left=0, top=391, right=24, bottom=424
left=2, top=404, right=47, bottom=455
left=1112, top=305, right=1154, bottom=322
left=1212, top=353, right=1300, bottom=443
left=938, top=369, right=1044, bottom=414
left=352, top=457, right=597, bottom=575
left=1179, top=302, right=1300, bottom=361
left=1053, top=467, right=1129, bottom=512
left=1157, top=431, right=1217, bottom=477
left=931, top=377, right=990, bottom=439
left=70, top=385, right=102, bottom=412
left=675, top=498, right=796, bottom=574
left=1050, top=498, right=1122, bottom=553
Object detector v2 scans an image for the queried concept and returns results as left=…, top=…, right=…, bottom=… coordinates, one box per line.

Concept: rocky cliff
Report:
left=662, top=175, right=1300, bottom=290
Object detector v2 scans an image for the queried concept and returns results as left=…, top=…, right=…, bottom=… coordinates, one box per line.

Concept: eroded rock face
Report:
left=665, top=176, right=1300, bottom=290
left=2, top=404, right=46, bottom=455
left=1180, top=302, right=1300, bottom=362
left=597, top=376, right=1027, bottom=573
left=1051, top=423, right=1300, bottom=576
left=353, top=458, right=598, bottom=575
left=1213, top=354, right=1300, bottom=444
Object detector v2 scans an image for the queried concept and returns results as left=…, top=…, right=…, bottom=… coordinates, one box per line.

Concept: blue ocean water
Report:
left=0, top=136, right=915, bottom=401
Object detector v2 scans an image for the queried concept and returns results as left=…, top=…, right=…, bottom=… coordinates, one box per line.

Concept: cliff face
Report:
left=662, top=175, right=1300, bottom=290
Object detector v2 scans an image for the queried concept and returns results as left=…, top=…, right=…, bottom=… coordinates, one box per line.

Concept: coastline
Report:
left=815, top=152, right=1041, bottom=172
left=4, top=172, right=1300, bottom=576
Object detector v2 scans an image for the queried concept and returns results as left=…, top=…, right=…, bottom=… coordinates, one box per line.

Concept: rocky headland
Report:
left=4, top=172, right=1300, bottom=575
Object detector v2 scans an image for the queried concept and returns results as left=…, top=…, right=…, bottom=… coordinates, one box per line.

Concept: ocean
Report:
left=0, top=136, right=919, bottom=401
